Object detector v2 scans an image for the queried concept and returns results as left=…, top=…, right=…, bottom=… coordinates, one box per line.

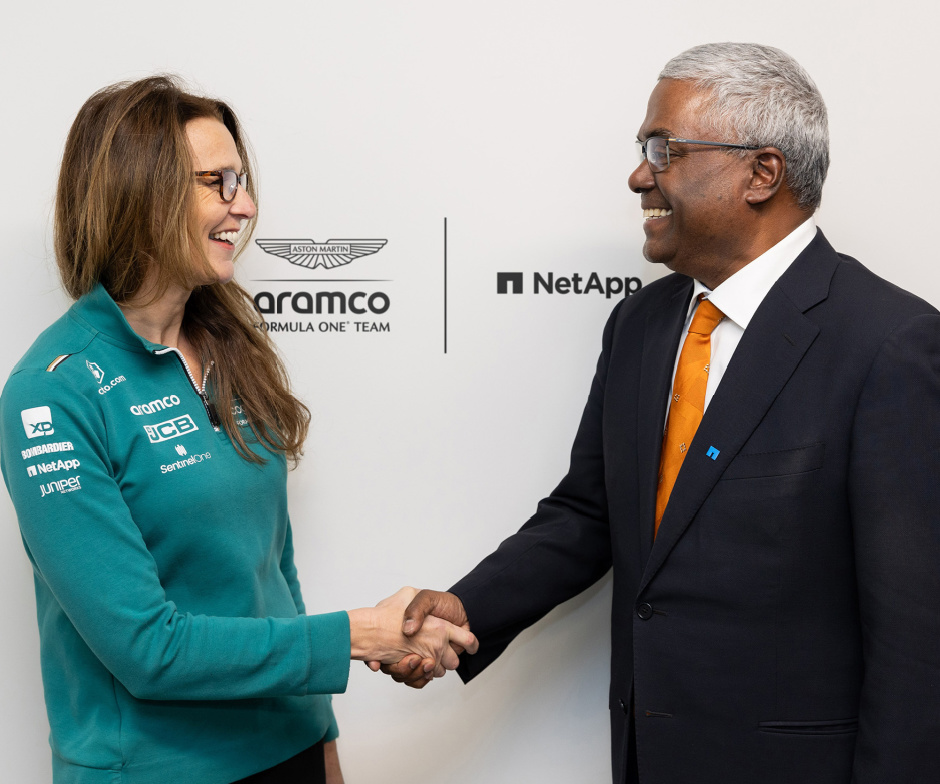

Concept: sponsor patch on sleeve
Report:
left=27, top=458, right=80, bottom=478
left=39, top=475, right=82, bottom=498
left=22, top=441, right=75, bottom=460
left=21, top=406, right=54, bottom=439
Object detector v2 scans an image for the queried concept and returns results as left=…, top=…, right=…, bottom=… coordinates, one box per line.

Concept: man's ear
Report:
left=744, top=148, right=786, bottom=205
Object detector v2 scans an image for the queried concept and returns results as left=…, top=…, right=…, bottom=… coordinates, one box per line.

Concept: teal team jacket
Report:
left=0, top=285, right=350, bottom=784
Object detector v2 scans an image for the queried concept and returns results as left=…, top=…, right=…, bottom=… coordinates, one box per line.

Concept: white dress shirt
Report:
left=668, top=218, right=818, bottom=413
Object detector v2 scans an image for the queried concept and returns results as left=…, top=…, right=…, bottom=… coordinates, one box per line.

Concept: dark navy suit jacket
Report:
left=453, top=231, right=940, bottom=783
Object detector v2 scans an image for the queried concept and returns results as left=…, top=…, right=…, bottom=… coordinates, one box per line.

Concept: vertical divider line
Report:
left=444, top=217, right=448, bottom=354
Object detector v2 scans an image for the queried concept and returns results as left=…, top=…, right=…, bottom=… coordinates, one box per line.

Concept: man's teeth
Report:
left=643, top=208, right=673, bottom=220
left=209, top=231, right=239, bottom=244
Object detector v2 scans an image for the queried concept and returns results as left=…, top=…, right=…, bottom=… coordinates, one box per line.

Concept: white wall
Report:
left=2, top=2, right=938, bottom=781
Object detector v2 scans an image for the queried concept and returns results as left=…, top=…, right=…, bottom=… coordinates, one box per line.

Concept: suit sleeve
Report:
left=453, top=301, right=623, bottom=679
left=0, top=369, right=350, bottom=701
left=849, top=312, right=940, bottom=778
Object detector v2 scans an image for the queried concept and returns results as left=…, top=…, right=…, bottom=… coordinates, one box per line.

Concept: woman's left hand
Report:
left=348, top=587, right=478, bottom=674
left=324, top=741, right=344, bottom=784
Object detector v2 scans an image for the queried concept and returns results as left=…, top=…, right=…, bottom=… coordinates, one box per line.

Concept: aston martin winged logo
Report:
left=255, top=238, right=388, bottom=270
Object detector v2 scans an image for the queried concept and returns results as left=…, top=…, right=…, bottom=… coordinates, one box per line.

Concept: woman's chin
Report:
left=194, top=258, right=235, bottom=287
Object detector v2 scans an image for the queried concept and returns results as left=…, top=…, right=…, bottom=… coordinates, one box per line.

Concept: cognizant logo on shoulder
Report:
left=21, top=406, right=54, bottom=439
left=143, top=415, right=199, bottom=444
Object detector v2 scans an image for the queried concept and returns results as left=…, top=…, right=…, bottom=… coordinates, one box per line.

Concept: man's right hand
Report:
left=367, top=590, right=470, bottom=689
left=349, top=587, right=476, bottom=679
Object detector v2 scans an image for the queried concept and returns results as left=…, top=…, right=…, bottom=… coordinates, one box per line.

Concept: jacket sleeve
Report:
left=1, top=369, right=349, bottom=701
left=452, top=300, right=623, bottom=679
left=280, top=516, right=307, bottom=615
left=848, top=312, right=940, bottom=778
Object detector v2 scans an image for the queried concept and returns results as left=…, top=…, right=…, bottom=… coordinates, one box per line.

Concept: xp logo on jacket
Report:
left=143, top=415, right=199, bottom=444
left=21, top=406, right=54, bottom=439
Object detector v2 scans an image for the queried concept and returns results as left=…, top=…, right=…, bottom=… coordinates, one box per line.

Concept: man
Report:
left=381, top=43, right=940, bottom=782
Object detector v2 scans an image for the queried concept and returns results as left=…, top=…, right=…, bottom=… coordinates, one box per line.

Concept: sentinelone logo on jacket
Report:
left=252, top=238, right=390, bottom=337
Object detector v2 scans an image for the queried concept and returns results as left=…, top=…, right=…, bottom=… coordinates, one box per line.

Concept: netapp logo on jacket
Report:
left=130, top=395, right=182, bottom=416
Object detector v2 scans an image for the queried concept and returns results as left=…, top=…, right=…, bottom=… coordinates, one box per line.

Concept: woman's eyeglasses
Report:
left=194, top=169, right=248, bottom=202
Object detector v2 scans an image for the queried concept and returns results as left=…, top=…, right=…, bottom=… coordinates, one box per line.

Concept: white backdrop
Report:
left=3, top=2, right=939, bottom=782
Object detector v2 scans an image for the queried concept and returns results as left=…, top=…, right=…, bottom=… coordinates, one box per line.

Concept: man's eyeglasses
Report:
left=637, top=136, right=761, bottom=173
left=194, top=169, right=248, bottom=202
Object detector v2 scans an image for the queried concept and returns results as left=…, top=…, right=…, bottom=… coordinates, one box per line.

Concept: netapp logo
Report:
left=497, top=273, right=524, bottom=294
left=143, top=415, right=199, bottom=444
left=254, top=291, right=390, bottom=315
left=27, top=458, right=80, bottom=477
left=255, top=238, right=388, bottom=269
left=497, top=272, right=642, bottom=299
left=130, top=395, right=181, bottom=416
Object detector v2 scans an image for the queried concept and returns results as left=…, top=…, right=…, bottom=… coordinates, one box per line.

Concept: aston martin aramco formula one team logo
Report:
left=255, top=239, right=388, bottom=269
left=251, top=237, right=391, bottom=336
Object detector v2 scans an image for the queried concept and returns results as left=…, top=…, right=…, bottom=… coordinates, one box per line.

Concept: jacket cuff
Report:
left=304, top=611, right=351, bottom=695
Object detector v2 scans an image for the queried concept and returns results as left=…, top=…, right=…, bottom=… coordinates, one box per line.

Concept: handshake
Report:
left=349, top=588, right=471, bottom=687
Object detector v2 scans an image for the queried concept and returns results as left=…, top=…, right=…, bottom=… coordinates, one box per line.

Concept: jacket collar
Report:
left=68, top=283, right=167, bottom=354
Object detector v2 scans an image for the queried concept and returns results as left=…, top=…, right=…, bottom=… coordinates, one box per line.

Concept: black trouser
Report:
left=232, top=741, right=326, bottom=784
left=627, top=718, right=639, bottom=784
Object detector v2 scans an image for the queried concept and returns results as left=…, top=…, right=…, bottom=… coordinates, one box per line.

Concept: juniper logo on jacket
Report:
left=39, top=475, right=81, bottom=498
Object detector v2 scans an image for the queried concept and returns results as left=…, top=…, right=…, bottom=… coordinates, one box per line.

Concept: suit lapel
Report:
left=638, top=231, right=839, bottom=593
left=635, top=280, right=693, bottom=561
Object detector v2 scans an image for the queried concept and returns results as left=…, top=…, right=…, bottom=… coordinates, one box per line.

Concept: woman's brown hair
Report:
left=55, top=75, right=309, bottom=463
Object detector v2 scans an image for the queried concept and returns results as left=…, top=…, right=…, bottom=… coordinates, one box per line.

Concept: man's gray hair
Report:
left=659, top=43, right=829, bottom=211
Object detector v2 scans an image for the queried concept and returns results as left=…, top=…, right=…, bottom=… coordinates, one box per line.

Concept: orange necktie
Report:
left=654, top=296, right=725, bottom=537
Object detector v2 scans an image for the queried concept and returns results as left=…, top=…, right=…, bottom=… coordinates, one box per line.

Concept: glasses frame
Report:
left=638, top=136, right=762, bottom=172
left=193, top=169, right=248, bottom=202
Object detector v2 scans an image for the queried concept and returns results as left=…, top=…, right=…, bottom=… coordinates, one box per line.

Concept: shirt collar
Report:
left=690, top=217, right=817, bottom=328
left=68, top=283, right=166, bottom=354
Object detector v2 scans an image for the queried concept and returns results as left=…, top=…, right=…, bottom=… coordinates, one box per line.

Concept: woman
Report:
left=0, top=76, right=473, bottom=784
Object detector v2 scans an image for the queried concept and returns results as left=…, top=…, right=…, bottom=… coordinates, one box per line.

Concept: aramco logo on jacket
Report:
left=255, top=239, right=387, bottom=269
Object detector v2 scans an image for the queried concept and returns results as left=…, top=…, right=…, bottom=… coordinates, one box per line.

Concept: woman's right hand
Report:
left=347, top=587, right=477, bottom=675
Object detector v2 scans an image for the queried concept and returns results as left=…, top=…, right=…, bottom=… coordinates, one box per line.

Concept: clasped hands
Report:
left=350, top=588, right=472, bottom=682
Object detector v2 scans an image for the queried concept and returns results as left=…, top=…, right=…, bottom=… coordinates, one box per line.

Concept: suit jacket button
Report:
left=636, top=602, right=653, bottom=621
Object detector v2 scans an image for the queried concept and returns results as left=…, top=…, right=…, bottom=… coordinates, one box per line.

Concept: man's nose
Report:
left=628, top=158, right=655, bottom=193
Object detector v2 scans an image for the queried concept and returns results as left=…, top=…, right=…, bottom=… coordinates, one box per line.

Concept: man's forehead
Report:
left=637, top=78, right=712, bottom=139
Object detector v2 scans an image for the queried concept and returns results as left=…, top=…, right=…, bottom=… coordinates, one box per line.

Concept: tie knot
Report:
left=688, top=297, right=724, bottom=335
